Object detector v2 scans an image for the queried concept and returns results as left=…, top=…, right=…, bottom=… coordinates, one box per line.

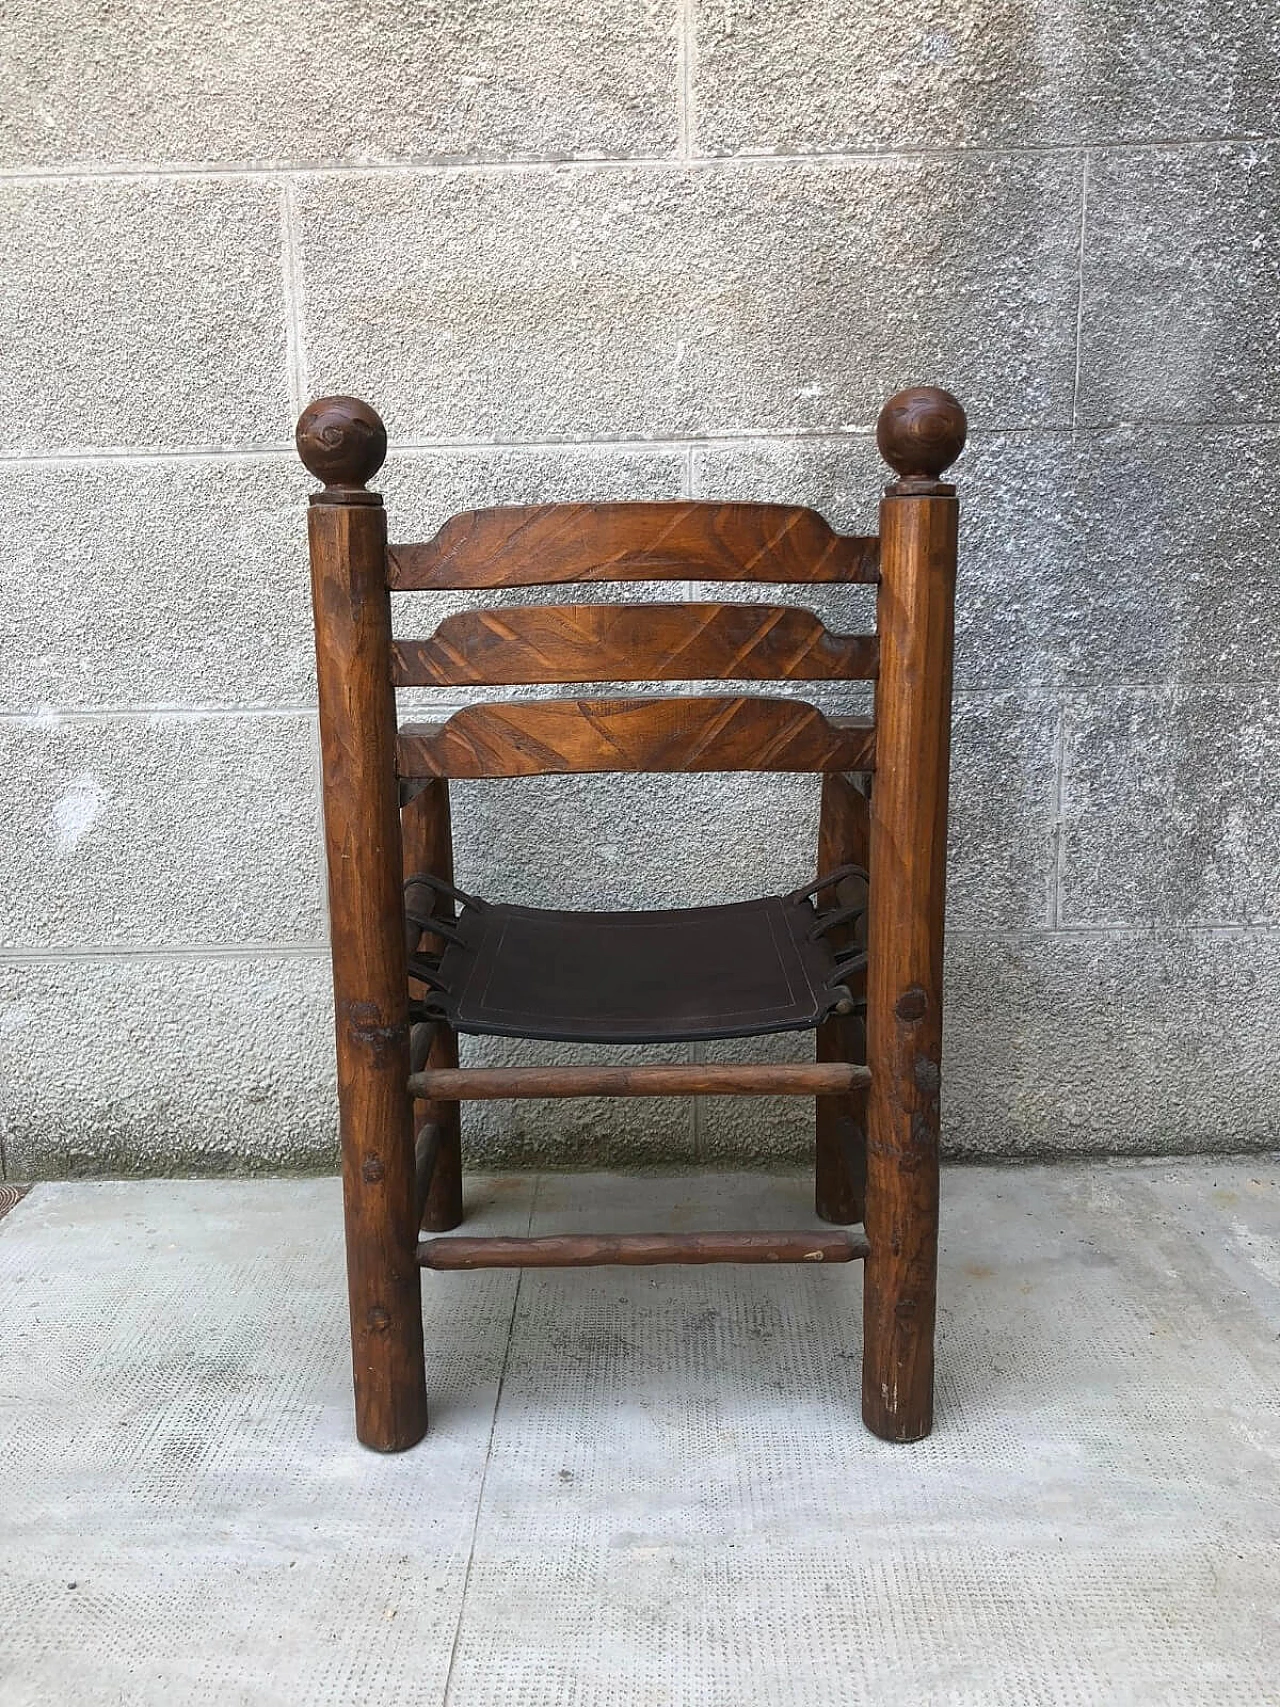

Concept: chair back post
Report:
left=297, top=396, right=428, bottom=1453
left=861, top=386, right=966, bottom=1443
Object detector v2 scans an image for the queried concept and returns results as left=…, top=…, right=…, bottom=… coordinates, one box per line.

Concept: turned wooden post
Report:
left=297, top=395, right=428, bottom=1452
left=401, top=780, right=464, bottom=1232
left=862, top=386, right=966, bottom=1443
left=815, top=772, right=869, bottom=1225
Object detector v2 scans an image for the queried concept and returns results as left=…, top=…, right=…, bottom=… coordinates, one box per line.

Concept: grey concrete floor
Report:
left=1, top=1160, right=1278, bottom=1706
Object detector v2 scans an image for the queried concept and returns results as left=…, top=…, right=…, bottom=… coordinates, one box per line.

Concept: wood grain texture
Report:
left=413, top=1121, right=441, bottom=1225
left=815, top=771, right=870, bottom=1227
left=407, top=1063, right=870, bottom=1100
left=388, top=502, right=879, bottom=589
left=401, top=779, right=463, bottom=1234
left=862, top=490, right=958, bottom=1445
left=397, top=697, right=876, bottom=779
left=307, top=491, right=427, bottom=1454
left=876, top=386, right=967, bottom=497
left=392, top=604, right=878, bottom=686
left=296, top=394, right=387, bottom=503
left=418, top=1230, right=870, bottom=1269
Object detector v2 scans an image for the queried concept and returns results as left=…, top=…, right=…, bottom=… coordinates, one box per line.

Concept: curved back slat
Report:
left=389, top=502, right=879, bottom=590
left=398, top=697, right=876, bottom=779
left=391, top=603, right=878, bottom=687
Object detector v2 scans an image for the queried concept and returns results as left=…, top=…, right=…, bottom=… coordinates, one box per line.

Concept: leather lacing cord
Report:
left=404, top=872, right=485, bottom=1020
left=791, top=863, right=870, bottom=1019
left=786, top=863, right=868, bottom=908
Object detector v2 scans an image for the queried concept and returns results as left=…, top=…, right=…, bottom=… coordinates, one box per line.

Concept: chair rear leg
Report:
left=816, top=1014, right=867, bottom=1224
left=402, top=779, right=464, bottom=1233
left=815, top=772, right=868, bottom=1225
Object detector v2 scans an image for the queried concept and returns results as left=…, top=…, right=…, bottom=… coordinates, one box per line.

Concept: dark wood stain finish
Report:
left=408, top=1062, right=870, bottom=1101
left=389, top=501, right=879, bottom=590
left=861, top=388, right=964, bottom=1444
left=392, top=603, right=877, bottom=686
left=297, top=396, right=427, bottom=1454
left=400, top=779, right=463, bottom=1233
left=419, top=1230, right=870, bottom=1269
left=297, top=384, right=964, bottom=1451
left=397, top=698, right=876, bottom=779
left=815, top=771, right=870, bottom=1226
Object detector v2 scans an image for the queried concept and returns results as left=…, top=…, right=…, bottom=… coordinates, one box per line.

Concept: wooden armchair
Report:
left=296, top=385, right=966, bottom=1453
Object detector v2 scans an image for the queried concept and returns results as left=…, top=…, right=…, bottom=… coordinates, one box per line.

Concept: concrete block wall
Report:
left=2, top=2, right=1277, bottom=1176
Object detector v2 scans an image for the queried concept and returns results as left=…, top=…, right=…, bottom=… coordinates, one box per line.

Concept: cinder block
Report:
left=0, top=0, right=676, bottom=169
left=1060, top=687, right=1280, bottom=927
left=694, top=0, right=1280, bottom=151
left=1079, top=144, right=1280, bottom=425
left=944, top=929, right=1280, bottom=1156
left=0, top=180, right=290, bottom=453
left=0, top=955, right=335, bottom=1177
left=0, top=458, right=313, bottom=711
left=295, top=156, right=1080, bottom=439
left=696, top=424, right=1280, bottom=690
left=0, top=714, right=325, bottom=950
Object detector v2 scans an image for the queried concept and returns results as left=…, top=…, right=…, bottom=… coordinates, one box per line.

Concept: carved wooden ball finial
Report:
left=295, top=395, right=387, bottom=504
left=876, top=386, right=967, bottom=494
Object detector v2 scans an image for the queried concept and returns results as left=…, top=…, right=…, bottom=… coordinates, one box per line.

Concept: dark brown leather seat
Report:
left=404, top=871, right=866, bottom=1045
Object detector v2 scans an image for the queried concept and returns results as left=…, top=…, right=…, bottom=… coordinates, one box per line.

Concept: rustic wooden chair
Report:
left=296, top=385, right=966, bottom=1453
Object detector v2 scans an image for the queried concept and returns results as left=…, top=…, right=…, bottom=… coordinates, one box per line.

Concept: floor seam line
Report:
left=439, top=1173, right=539, bottom=1706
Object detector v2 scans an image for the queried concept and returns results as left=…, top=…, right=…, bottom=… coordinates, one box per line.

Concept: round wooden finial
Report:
left=876, top=386, right=967, bottom=494
left=295, top=395, right=387, bottom=504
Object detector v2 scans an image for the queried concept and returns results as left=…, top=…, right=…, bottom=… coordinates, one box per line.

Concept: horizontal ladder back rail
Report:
left=388, top=502, right=880, bottom=589
left=397, top=698, right=876, bottom=778
left=391, top=603, right=878, bottom=686
left=407, top=1063, right=870, bottom=1101
left=417, top=1230, right=870, bottom=1269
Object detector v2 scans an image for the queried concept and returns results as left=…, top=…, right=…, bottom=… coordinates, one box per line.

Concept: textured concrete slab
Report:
left=943, top=930, right=1280, bottom=1158
left=1, top=1160, right=1278, bottom=1704
left=294, top=156, right=1080, bottom=439
left=1080, top=143, right=1280, bottom=426
left=0, top=459, right=313, bottom=712
left=696, top=0, right=1280, bottom=153
left=1060, top=686, right=1280, bottom=927
left=0, top=714, right=325, bottom=951
left=693, top=0, right=1280, bottom=152
left=0, top=0, right=676, bottom=168
left=0, top=956, right=336, bottom=1179
left=0, top=180, right=290, bottom=454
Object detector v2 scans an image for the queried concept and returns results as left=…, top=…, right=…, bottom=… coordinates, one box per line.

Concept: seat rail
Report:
left=407, top=1062, right=869, bottom=1100
left=418, top=1230, right=869, bottom=1269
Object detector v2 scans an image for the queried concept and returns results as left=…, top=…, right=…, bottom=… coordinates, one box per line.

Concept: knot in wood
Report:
left=894, top=985, right=928, bottom=1022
